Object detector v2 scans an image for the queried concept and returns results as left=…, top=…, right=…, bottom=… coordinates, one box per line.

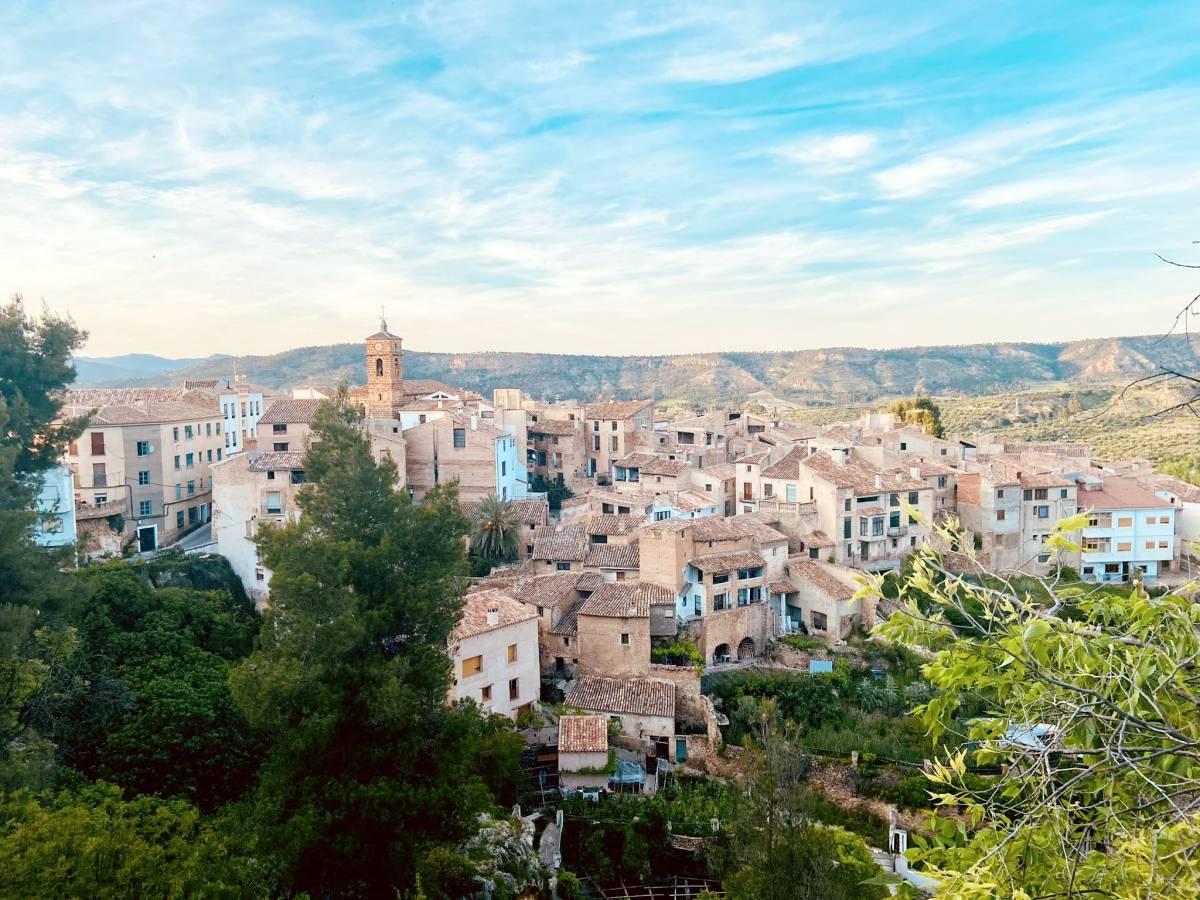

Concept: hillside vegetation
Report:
left=80, top=333, right=1200, bottom=406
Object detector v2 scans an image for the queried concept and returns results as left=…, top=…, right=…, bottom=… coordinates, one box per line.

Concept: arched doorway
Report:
left=712, top=643, right=731, bottom=664
left=737, top=637, right=756, bottom=660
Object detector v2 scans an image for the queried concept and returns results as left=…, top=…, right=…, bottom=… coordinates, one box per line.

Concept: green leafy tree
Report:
left=530, top=473, right=573, bottom=510
left=229, top=397, right=515, bottom=896
left=0, top=296, right=87, bottom=787
left=29, top=562, right=263, bottom=811
left=0, top=783, right=264, bottom=898
left=1158, top=453, right=1200, bottom=487
left=874, top=515, right=1200, bottom=898
left=887, top=396, right=945, bottom=438
left=469, top=494, right=521, bottom=563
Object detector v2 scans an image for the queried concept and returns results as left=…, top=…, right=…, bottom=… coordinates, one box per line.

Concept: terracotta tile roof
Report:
left=1133, top=473, right=1200, bottom=505
left=559, top=715, right=609, bottom=753
left=585, top=514, right=645, bottom=536
left=761, top=446, right=808, bottom=480
left=580, top=582, right=652, bottom=618
left=549, top=605, right=583, bottom=637
left=451, top=588, right=538, bottom=642
left=402, top=379, right=458, bottom=397
left=802, top=529, right=835, bottom=548
left=528, top=418, right=578, bottom=436
left=640, top=457, right=691, bottom=477
left=447, top=413, right=509, bottom=440
left=248, top=450, right=307, bottom=471
left=1078, top=477, right=1170, bottom=511
left=673, top=490, right=718, bottom=512
left=1018, top=471, right=1073, bottom=490
left=688, top=514, right=787, bottom=543
left=585, top=400, right=654, bottom=421
left=509, top=572, right=584, bottom=611
left=737, top=451, right=770, bottom=466
left=399, top=399, right=456, bottom=411
left=614, top=452, right=657, bottom=469
left=69, top=398, right=220, bottom=426
left=565, top=675, right=675, bottom=719
left=788, top=559, right=862, bottom=602
left=801, top=451, right=928, bottom=494
left=913, top=457, right=959, bottom=477
left=768, top=579, right=799, bottom=594
left=585, top=542, right=641, bottom=570
left=640, top=583, right=676, bottom=606
left=259, top=398, right=322, bottom=425
left=462, top=497, right=549, bottom=527
left=691, top=549, right=765, bottom=574
left=699, top=463, right=735, bottom=480
left=532, top=524, right=587, bottom=562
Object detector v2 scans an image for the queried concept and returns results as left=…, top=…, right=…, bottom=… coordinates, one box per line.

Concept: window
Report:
left=908, top=491, right=918, bottom=505
left=1060, top=488, right=1068, bottom=498
left=453, top=428, right=466, bottom=448
left=273, top=443, right=288, bottom=452
left=890, top=511, right=900, bottom=528
left=620, top=633, right=629, bottom=645
left=1023, top=489, right=1032, bottom=501
left=556, top=562, right=571, bottom=571
left=843, top=518, right=851, bottom=539
left=137, top=470, right=150, bottom=486
left=481, top=685, right=492, bottom=702
left=812, top=610, right=828, bottom=631
left=763, top=483, right=773, bottom=498
left=462, top=655, right=482, bottom=677
left=889, top=492, right=899, bottom=507
left=501, top=461, right=507, bottom=476
left=786, top=484, right=797, bottom=502
left=137, top=499, right=151, bottom=516
left=291, top=470, right=306, bottom=485
left=899, top=441, right=907, bottom=451
left=610, top=436, right=618, bottom=452
left=996, top=489, right=1005, bottom=499
left=859, top=517, right=868, bottom=537
left=1035, top=488, right=1048, bottom=500
left=1036, top=505, right=1049, bottom=518
left=176, top=510, right=184, bottom=528
left=185, top=425, right=194, bottom=439
left=938, top=476, right=947, bottom=488
left=175, top=483, right=182, bottom=499
left=185, top=452, right=194, bottom=468
left=207, top=449, right=213, bottom=462
left=92, top=462, right=107, bottom=486
left=872, top=517, right=884, bottom=536
left=843, top=498, right=851, bottom=512
left=507, top=643, right=518, bottom=663
left=737, top=588, right=749, bottom=606
left=90, top=432, right=105, bottom=455
left=187, top=506, right=198, bottom=525
left=174, top=454, right=180, bottom=470
left=1117, top=516, right=1133, bottom=528
left=1117, top=542, right=1132, bottom=552
left=1146, top=541, right=1156, bottom=550
left=1160, top=540, right=1169, bottom=549
left=172, top=427, right=180, bottom=442
left=712, top=572, right=729, bottom=584
left=136, top=440, right=151, bottom=456
left=713, top=593, right=729, bottom=611
left=509, top=677, right=519, bottom=700
left=187, top=480, right=195, bottom=496
left=272, top=423, right=287, bottom=434
left=611, top=421, right=617, bottom=431
left=996, top=509, right=1006, bottom=522
left=1160, top=515, right=1170, bottom=524
left=265, top=491, right=282, bottom=514
left=206, top=422, right=212, bottom=436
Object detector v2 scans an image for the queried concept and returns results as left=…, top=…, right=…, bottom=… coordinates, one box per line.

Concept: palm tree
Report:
left=469, top=495, right=521, bottom=563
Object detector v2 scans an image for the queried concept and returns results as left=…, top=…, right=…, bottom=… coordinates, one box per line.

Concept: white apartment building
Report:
left=1076, top=476, right=1176, bottom=583
left=220, top=383, right=266, bottom=455
left=450, top=589, right=540, bottom=719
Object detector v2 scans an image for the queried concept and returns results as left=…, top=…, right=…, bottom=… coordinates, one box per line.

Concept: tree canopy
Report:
left=875, top=515, right=1200, bottom=898
left=887, top=397, right=945, bottom=438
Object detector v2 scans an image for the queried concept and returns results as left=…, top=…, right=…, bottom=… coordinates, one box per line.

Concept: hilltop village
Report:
left=39, top=318, right=1200, bottom=892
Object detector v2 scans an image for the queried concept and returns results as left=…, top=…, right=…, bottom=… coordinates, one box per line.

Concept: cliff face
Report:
left=79, top=334, right=1200, bottom=405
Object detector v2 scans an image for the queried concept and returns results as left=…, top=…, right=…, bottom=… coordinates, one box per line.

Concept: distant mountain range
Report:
left=72, top=335, right=1200, bottom=406
left=73, top=353, right=229, bottom=386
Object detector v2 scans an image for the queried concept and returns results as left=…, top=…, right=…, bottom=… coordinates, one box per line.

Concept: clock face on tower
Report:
left=374, top=342, right=383, bottom=350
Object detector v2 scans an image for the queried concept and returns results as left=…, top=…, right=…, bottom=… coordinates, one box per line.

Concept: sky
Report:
left=2, top=0, right=1199, bottom=358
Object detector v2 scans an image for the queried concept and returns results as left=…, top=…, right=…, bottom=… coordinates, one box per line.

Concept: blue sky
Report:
left=2, top=1, right=1198, bottom=357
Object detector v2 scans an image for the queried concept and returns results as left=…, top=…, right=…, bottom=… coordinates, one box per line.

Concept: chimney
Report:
left=874, top=473, right=883, bottom=490
left=910, top=466, right=921, bottom=480
left=486, top=605, right=499, bottom=627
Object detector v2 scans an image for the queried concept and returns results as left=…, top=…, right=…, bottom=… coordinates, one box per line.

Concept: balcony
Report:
left=886, top=525, right=907, bottom=537
left=75, top=497, right=128, bottom=520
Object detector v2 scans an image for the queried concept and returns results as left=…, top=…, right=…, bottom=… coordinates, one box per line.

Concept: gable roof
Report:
left=528, top=418, right=578, bottom=436
left=579, top=582, right=652, bottom=618
left=248, top=450, right=306, bottom=471
left=559, top=715, right=609, bottom=753
left=259, top=398, right=323, bottom=425
left=585, top=542, right=641, bottom=570
left=801, top=451, right=928, bottom=494
left=585, top=514, right=645, bottom=536
left=691, top=549, right=766, bottom=574
left=565, top=675, right=675, bottom=719
left=585, top=400, right=653, bottom=421
left=532, top=524, right=588, bottom=562
left=761, top=446, right=808, bottom=480
left=452, top=589, right=538, bottom=642
left=788, top=559, right=862, bottom=602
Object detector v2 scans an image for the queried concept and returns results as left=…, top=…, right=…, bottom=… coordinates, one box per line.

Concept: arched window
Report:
left=375, top=358, right=383, bottom=377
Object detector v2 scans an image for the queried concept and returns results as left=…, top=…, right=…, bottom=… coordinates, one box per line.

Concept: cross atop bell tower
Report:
left=365, top=311, right=404, bottom=419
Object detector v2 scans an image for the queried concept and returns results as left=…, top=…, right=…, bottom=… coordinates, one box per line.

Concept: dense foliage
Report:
left=875, top=516, right=1200, bottom=898
left=887, top=396, right=945, bottom=438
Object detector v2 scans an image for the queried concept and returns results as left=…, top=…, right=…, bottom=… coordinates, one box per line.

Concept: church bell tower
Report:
left=365, top=311, right=404, bottom=418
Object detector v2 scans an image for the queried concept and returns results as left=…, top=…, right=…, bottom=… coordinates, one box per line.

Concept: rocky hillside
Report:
left=80, top=334, right=1200, bottom=405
